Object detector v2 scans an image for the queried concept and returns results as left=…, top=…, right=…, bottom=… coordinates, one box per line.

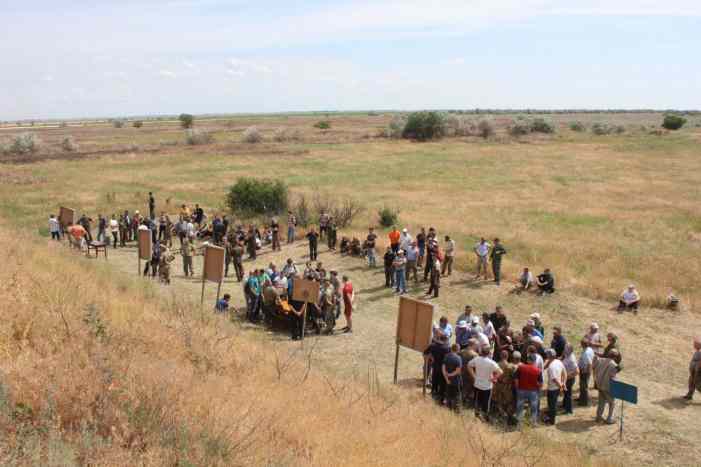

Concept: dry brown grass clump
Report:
left=0, top=225, right=611, bottom=467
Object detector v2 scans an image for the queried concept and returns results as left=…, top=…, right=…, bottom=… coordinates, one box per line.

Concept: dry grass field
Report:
left=1, top=113, right=701, bottom=466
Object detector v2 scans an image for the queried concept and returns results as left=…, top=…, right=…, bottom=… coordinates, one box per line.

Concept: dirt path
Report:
left=80, top=238, right=700, bottom=466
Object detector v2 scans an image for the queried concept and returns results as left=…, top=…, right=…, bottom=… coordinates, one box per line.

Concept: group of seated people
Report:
left=424, top=305, right=624, bottom=427
left=511, top=267, right=555, bottom=295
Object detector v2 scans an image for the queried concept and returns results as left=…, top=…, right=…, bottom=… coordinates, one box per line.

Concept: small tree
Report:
left=378, top=206, right=400, bottom=228
left=530, top=118, right=555, bottom=134
left=662, top=114, right=686, bottom=130
left=61, top=136, right=78, bottom=152
left=314, top=120, right=331, bottom=130
left=133, top=120, right=143, bottom=128
left=477, top=120, right=495, bottom=139
left=385, top=115, right=407, bottom=138
left=569, top=121, right=586, bottom=132
left=226, top=178, right=288, bottom=217
left=591, top=122, right=612, bottom=136
left=242, top=126, right=263, bottom=143
left=184, top=129, right=214, bottom=145
left=179, top=113, right=194, bottom=129
left=8, top=133, right=40, bottom=155
left=402, top=111, right=445, bottom=141
left=509, top=121, right=530, bottom=137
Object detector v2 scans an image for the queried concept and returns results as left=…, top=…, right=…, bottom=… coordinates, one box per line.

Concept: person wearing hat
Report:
left=585, top=323, right=603, bottom=351
left=388, top=226, right=401, bottom=253
left=618, top=284, right=640, bottom=314
left=530, top=312, right=544, bottom=337
left=392, top=249, right=407, bottom=294
left=455, top=320, right=471, bottom=349
left=544, top=348, right=566, bottom=425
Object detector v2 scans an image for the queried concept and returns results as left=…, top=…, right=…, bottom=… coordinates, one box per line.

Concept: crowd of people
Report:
left=424, top=307, right=625, bottom=427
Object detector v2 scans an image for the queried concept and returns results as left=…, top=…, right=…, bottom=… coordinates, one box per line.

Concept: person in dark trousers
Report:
left=578, top=339, right=594, bottom=406
left=144, top=242, right=160, bottom=277
left=423, top=241, right=435, bottom=282
left=148, top=192, right=156, bottom=220
left=78, top=214, right=93, bottom=242
left=306, top=227, right=319, bottom=260
left=427, top=258, right=441, bottom=298
left=537, top=269, right=555, bottom=295
left=443, top=344, right=463, bottom=413
left=327, top=221, right=337, bottom=250
left=383, top=246, right=395, bottom=288
left=271, top=217, right=281, bottom=251
left=215, top=294, right=230, bottom=314
left=490, top=237, right=506, bottom=285
left=97, top=214, right=106, bottom=242
left=424, top=333, right=451, bottom=403
left=246, top=226, right=257, bottom=260
left=416, top=227, right=426, bottom=269
left=544, top=349, right=566, bottom=425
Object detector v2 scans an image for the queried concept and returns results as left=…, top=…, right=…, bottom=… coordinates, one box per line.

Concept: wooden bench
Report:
left=86, top=241, right=108, bottom=259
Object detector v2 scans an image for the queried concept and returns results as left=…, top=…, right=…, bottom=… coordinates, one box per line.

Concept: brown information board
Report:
left=396, top=296, right=434, bottom=352
left=138, top=229, right=152, bottom=260
left=292, top=278, right=320, bottom=303
left=59, top=206, right=75, bottom=226
left=203, top=244, right=225, bottom=283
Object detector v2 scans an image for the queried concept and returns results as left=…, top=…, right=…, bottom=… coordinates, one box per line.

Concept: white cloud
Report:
left=445, top=58, right=465, bottom=65
left=226, top=69, right=245, bottom=77
left=159, top=70, right=177, bottom=78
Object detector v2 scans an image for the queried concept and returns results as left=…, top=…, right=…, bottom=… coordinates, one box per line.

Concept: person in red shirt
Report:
left=66, top=222, right=87, bottom=249
left=388, top=227, right=401, bottom=253
left=341, top=275, right=355, bottom=333
left=514, top=352, right=543, bottom=426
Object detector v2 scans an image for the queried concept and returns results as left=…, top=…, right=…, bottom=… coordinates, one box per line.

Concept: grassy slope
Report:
left=0, top=224, right=608, bottom=467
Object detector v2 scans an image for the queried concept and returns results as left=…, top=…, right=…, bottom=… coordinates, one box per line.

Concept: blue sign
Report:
left=610, top=380, right=638, bottom=404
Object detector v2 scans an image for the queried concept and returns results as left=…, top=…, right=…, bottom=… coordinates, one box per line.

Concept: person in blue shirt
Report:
left=215, top=294, right=230, bottom=314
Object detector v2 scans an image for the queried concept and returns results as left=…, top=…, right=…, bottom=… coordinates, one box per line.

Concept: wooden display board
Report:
left=292, top=278, right=320, bottom=303
left=203, top=244, right=225, bottom=283
left=59, top=206, right=75, bottom=227
left=394, top=296, right=434, bottom=385
left=138, top=229, right=152, bottom=260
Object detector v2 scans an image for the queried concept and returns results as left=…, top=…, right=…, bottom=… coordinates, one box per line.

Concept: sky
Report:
left=1, top=0, right=700, bottom=120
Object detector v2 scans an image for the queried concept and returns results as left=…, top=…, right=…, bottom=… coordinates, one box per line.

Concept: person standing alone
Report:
left=490, top=238, right=507, bottom=286
left=148, top=192, right=156, bottom=220
left=306, top=227, right=319, bottom=261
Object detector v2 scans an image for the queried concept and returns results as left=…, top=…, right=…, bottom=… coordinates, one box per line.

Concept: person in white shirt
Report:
left=618, top=284, right=640, bottom=314
left=585, top=323, right=603, bottom=351
left=513, top=267, right=534, bottom=294
left=399, top=228, right=413, bottom=252
left=48, top=214, right=61, bottom=240
left=432, top=316, right=453, bottom=341
left=441, top=235, right=456, bottom=276
left=473, top=237, right=491, bottom=280
left=109, top=215, right=119, bottom=248
left=544, top=348, right=566, bottom=425
left=481, top=312, right=496, bottom=343
left=578, top=338, right=595, bottom=406
left=467, top=346, right=503, bottom=421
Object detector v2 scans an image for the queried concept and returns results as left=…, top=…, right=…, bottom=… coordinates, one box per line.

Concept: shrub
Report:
left=509, top=121, right=531, bottom=137
left=662, top=114, right=686, bottom=130
left=402, top=111, right=445, bottom=141
left=61, top=136, right=78, bottom=152
left=614, top=125, right=626, bottom=134
left=314, top=120, right=331, bottom=130
left=133, top=120, right=143, bottom=128
left=477, top=120, right=495, bottom=139
left=113, top=120, right=125, bottom=128
left=242, top=126, right=263, bottom=143
left=291, top=193, right=312, bottom=227
left=385, top=115, right=407, bottom=138
left=530, top=118, right=555, bottom=134
left=444, top=115, right=474, bottom=137
left=378, top=206, right=400, bottom=228
left=591, top=122, right=612, bottom=136
left=179, top=113, right=194, bottom=129
left=569, top=121, right=586, bottom=132
left=185, top=129, right=214, bottom=145
left=7, top=133, right=40, bottom=155
left=272, top=127, right=301, bottom=142
left=226, top=178, right=288, bottom=217
left=311, top=194, right=363, bottom=228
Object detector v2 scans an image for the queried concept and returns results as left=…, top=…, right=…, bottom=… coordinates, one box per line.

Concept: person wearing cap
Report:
left=618, top=284, right=640, bottom=313
left=530, top=312, right=544, bottom=337
left=551, top=326, right=567, bottom=358
left=424, top=332, right=451, bottom=402
left=473, top=237, right=491, bottom=280
left=585, top=323, right=603, bottom=351
left=489, top=237, right=507, bottom=286
left=441, top=235, right=456, bottom=276
left=388, top=226, right=401, bottom=253
left=536, top=268, right=555, bottom=295
left=400, top=228, right=412, bottom=252
left=577, top=338, right=595, bottom=406
left=514, top=352, right=543, bottom=427
left=467, top=346, right=503, bottom=421
left=392, top=250, right=407, bottom=294
left=405, top=241, right=419, bottom=283
left=593, top=350, right=619, bottom=424
left=383, top=246, right=395, bottom=288
left=683, top=337, right=701, bottom=400
left=455, top=320, right=471, bottom=349
left=544, top=348, right=566, bottom=425
left=442, top=344, right=463, bottom=413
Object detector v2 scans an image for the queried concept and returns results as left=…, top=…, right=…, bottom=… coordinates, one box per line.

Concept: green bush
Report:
left=530, top=118, right=555, bottom=134
left=242, top=126, right=263, bottom=143
left=133, top=121, right=143, bottom=128
left=6, top=133, right=40, bottom=155
left=614, top=125, right=626, bottom=134
left=61, top=136, right=78, bottom=152
left=477, top=120, right=495, bottom=139
left=179, top=113, right=194, bottom=129
left=184, top=129, right=214, bottom=145
left=662, top=114, right=686, bottom=130
left=378, top=206, right=400, bottom=228
left=402, top=111, right=445, bottom=141
left=314, top=120, right=331, bottom=130
left=591, top=122, right=612, bottom=136
left=509, top=121, right=530, bottom=136
left=569, top=121, right=586, bottom=132
left=385, top=115, right=407, bottom=138
left=226, top=178, right=288, bottom=217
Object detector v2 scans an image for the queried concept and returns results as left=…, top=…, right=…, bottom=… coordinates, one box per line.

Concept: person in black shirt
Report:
left=443, top=344, right=463, bottom=412
left=416, top=227, right=426, bottom=269
left=327, top=220, right=337, bottom=250
left=194, top=204, right=204, bottom=226
left=306, top=227, right=319, bottom=260
left=271, top=217, right=281, bottom=251
left=424, top=333, right=451, bottom=402
left=383, top=246, right=395, bottom=288
left=148, top=192, right=155, bottom=220
left=551, top=326, right=567, bottom=358
left=489, top=305, right=508, bottom=332
left=537, top=269, right=555, bottom=295
left=366, top=228, right=377, bottom=267
left=490, top=238, right=507, bottom=286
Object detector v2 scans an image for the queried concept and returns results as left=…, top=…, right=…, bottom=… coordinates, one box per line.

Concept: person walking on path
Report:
left=490, top=238, right=506, bottom=285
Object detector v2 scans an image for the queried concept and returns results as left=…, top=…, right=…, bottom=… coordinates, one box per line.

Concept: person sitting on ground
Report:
left=667, top=290, right=680, bottom=310
left=536, top=268, right=555, bottom=295
left=350, top=237, right=362, bottom=256
left=339, top=236, right=350, bottom=255
left=512, top=267, right=534, bottom=294
left=215, top=294, right=231, bottom=314
left=618, top=284, right=640, bottom=313
left=683, top=337, right=701, bottom=400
